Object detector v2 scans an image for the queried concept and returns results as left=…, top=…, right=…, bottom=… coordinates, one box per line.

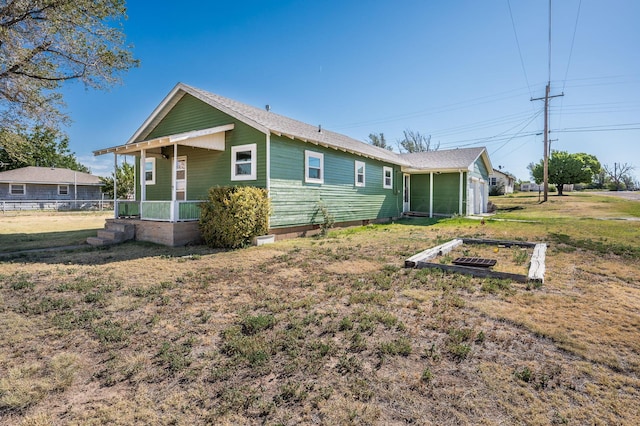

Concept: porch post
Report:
left=459, top=171, right=464, bottom=216
left=429, top=172, right=434, bottom=218
left=171, top=143, right=177, bottom=222
left=140, top=149, right=147, bottom=202
left=113, top=153, right=118, bottom=218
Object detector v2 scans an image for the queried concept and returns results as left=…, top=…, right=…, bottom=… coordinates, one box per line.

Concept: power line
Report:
left=507, top=0, right=534, bottom=100
left=561, top=0, right=582, bottom=93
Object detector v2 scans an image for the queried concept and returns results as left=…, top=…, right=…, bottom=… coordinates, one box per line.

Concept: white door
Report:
left=468, top=181, right=476, bottom=215
left=175, top=156, right=187, bottom=201
left=403, top=174, right=410, bottom=212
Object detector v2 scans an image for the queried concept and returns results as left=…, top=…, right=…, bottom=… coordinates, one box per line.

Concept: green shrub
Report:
left=199, top=186, right=270, bottom=248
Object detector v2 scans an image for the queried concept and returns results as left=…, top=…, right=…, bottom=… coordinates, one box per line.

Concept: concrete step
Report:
left=86, top=236, right=117, bottom=247
left=105, top=222, right=135, bottom=240
left=97, top=229, right=126, bottom=242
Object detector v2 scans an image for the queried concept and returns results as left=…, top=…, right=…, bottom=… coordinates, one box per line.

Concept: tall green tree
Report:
left=100, top=162, right=134, bottom=199
left=529, top=151, right=601, bottom=196
left=0, top=0, right=139, bottom=131
left=397, top=130, right=439, bottom=153
left=0, top=126, right=89, bottom=172
left=367, top=132, right=393, bottom=151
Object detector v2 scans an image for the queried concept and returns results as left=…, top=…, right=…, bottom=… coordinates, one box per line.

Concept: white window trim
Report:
left=58, top=184, right=69, bottom=195
left=355, top=160, right=365, bottom=187
left=383, top=166, right=393, bottom=189
left=10, top=183, right=25, bottom=195
left=231, top=143, right=257, bottom=181
left=305, top=150, right=324, bottom=184
left=145, top=157, right=156, bottom=185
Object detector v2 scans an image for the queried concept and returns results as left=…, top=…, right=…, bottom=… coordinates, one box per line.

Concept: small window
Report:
left=490, top=177, right=497, bottom=186
left=58, top=185, right=69, bottom=195
left=144, top=158, right=156, bottom=185
left=305, top=150, right=324, bottom=184
left=10, top=183, right=25, bottom=195
left=231, top=144, right=257, bottom=181
left=355, top=161, right=365, bottom=187
left=383, top=166, right=393, bottom=189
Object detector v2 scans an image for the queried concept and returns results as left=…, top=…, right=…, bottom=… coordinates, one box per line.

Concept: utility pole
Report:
left=531, top=86, right=563, bottom=202
left=530, top=0, right=563, bottom=202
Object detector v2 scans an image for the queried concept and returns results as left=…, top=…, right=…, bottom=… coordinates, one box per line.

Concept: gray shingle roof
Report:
left=118, top=82, right=491, bottom=172
left=183, top=84, right=409, bottom=166
left=400, top=147, right=487, bottom=170
left=0, top=167, right=103, bottom=185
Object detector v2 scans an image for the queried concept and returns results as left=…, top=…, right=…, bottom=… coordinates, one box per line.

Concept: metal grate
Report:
left=452, top=257, right=497, bottom=268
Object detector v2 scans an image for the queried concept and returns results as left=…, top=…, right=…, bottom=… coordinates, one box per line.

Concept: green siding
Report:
left=135, top=94, right=267, bottom=201
left=433, top=173, right=465, bottom=215
left=409, top=174, right=431, bottom=212
left=269, top=136, right=402, bottom=228
left=408, top=172, right=467, bottom=216
left=471, top=155, right=490, bottom=180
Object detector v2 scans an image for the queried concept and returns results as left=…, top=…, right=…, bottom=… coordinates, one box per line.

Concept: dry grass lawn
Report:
left=0, top=211, right=111, bottom=253
left=0, top=193, right=639, bottom=425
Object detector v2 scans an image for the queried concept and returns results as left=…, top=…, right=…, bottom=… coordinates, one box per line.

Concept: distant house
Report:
left=0, top=167, right=103, bottom=204
left=92, top=83, right=493, bottom=246
left=489, top=169, right=515, bottom=194
left=520, top=182, right=541, bottom=192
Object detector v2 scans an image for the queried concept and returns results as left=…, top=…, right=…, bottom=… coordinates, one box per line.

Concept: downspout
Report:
left=459, top=170, right=464, bottom=216
left=429, top=171, right=434, bottom=218
left=266, top=133, right=271, bottom=230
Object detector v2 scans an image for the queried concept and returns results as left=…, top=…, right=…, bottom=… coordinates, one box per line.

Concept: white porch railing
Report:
left=116, top=200, right=201, bottom=222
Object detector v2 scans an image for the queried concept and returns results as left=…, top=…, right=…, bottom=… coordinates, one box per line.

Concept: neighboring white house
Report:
left=489, top=169, right=515, bottom=194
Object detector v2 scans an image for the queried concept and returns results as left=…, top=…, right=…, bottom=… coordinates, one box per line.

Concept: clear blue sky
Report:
left=63, top=0, right=640, bottom=182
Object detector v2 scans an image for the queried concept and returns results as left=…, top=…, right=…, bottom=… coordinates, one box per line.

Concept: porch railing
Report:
left=116, top=200, right=201, bottom=222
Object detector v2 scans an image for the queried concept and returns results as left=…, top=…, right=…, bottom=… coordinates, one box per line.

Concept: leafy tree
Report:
left=100, top=162, right=134, bottom=199
left=0, top=126, right=89, bottom=172
left=0, top=0, right=139, bottom=131
left=367, top=132, right=393, bottom=151
left=529, top=151, right=601, bottom=196
left=397, top=130, right=439, bottom=153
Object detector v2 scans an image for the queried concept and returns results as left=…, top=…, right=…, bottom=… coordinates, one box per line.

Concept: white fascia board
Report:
left=94, top=124, right=234, bottom=156
left=169, top=124, right=234, bottom=143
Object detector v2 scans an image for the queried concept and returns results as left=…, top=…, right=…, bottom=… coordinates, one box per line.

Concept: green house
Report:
left=93, top=83, right=492, bottom=246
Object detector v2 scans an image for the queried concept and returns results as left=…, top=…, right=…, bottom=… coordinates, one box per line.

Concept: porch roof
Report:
left=93, top=123, right=234, bottom=156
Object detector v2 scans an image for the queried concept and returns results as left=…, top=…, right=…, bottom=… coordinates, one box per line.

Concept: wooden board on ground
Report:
left=406, top=238, right=546, bottom=283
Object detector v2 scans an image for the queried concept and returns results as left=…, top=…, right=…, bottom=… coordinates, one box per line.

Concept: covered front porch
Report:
left=89, top=122, right=237, bottom=246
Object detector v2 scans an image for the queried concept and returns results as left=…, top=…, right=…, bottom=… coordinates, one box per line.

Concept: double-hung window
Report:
left=58, top=185, right=69, bottom=195
left=10, top=183, right=25, bottom=195
left=383, top=166, right=393, bottom=189
left=144, top=158, right=156, bottom=185
left=231, top=144, right=257, bottom=181
left=355, top=161, right=365, bottom=187
left=305, top=150, right=324, bottom=184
